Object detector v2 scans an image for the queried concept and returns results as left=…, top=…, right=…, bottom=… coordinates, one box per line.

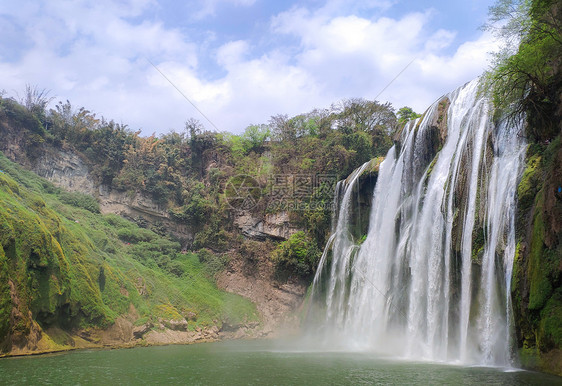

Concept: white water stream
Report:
left=309, top=80, right=526, bottom=366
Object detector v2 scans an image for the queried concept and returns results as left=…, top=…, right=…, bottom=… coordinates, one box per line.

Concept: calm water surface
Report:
left=0, top=340, right=561, bottom=385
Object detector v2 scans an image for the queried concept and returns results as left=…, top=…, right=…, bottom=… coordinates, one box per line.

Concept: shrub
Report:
left=197, top=248, right=227, bottom=278
left=117, top=227, right=156, bottom=243
left=272, top=231, right=322, bottom=277
left=58, top=191, right=100, bottom=213
left=165, top=260, right=185, bottom=277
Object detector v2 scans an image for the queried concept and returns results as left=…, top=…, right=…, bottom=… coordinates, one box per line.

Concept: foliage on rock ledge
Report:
left=272, top=231, right=322, bottom=278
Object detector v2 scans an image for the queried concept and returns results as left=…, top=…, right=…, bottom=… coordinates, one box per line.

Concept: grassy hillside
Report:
left=0, top=152, right=257, bottom=353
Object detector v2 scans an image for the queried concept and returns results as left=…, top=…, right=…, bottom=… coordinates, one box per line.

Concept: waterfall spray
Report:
left=308, top=79, right=526, bottom=366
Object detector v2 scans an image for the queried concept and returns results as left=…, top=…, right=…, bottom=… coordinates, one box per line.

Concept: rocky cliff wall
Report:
left=29, top=146, right=303, bottom=245
left=0, top=127, right=309, bottom=338
left=513, top=131, right=562, bottom=376
left=29, top=147, right=194, bottom=243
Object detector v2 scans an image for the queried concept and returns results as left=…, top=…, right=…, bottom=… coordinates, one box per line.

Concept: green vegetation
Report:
left=527, top=194, right=550, bottom=311
left=0, top=86, right=399, bottom=279
left=512, top=135, right=562, bottom=374
left=58, top=191, right=100, bottom=213
left=517, top=153, right=541, bottom=214
left=483, top=0, right=562, bottom=141
left=272, top=231, right=322, bottom=277
left=397, top=106, right=422, bottom=125
left=0, top=152, right=258, bottom=351
left=539, top=289, right=562, bottom=349
left=485, top=0, right=561, bottom=374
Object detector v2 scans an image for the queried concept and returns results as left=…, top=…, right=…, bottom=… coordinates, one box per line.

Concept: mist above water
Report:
left=305, top=80, right=526, bottom=367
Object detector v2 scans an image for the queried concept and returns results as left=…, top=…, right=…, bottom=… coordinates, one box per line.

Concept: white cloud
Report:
left=0, top=0, right=201, bottom=132
left=425, top=29, right=457, bottom=52
left=0, top=0, right=497, bottom=134
left=263, top=6, right=495, bottom=115
left=217, top=40, right=250, bottom=68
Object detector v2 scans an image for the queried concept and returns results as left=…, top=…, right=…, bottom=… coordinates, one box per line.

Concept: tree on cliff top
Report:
left=483, top=0, right=562, bottom=140
left=397, top=106, right=422, bottom=125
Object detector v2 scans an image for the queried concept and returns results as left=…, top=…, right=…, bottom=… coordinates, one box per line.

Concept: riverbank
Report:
left=0, top=323, right=264, bottom=359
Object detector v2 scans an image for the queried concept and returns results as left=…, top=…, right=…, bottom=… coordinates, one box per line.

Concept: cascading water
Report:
left=307, top=79, right=527, bottom=367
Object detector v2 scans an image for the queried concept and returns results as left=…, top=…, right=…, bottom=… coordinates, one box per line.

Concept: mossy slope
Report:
left=0, top=153, right=257, bottom=354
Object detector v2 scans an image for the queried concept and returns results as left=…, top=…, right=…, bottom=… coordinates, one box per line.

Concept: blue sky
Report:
left=0, top=0, right=498, bottom=134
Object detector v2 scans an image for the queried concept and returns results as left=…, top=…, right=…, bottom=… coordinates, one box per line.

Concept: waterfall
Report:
left=308, top=79, right=526, bottom=366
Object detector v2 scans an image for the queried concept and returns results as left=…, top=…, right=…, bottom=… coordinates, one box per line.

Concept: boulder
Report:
left=163, top=318, right=188, bottom=331
left=132, top=322, right=154, bottom=339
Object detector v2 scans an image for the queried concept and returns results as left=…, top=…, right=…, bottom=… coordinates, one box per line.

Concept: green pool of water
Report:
left=0, top=340, right=560, bottom=385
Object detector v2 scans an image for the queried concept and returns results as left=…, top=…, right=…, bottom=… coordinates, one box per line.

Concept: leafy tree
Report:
left=272, top=231, right=322, bottom=277
left=269, top=114, right=296, bottom=143
left=227, top=124, right=271, bottom=159
left=19, top=84, right=53, bottom=122
left=243, top=124, right=270, bottom=151
left=187, top=119, right=217, bottom=176
left=333, top=98, right=396, bottom=134
left=397, top=106, right=422, bottom=125
left=88, top=120, right=132, bottom=185
left=482, top=0, right=562, bottom=140
left=169, top=180, right=215, bottom=228
left=484, top=0, right=532, bottom=48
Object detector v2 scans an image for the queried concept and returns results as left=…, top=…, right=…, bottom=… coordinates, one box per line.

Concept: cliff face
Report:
left=1, top=137, right=299, bottom=246
left=29, top=148, right=193, bottom=243
left=513, top=130, right=562, bottom=375
left=0, top=152, right=265, bottom=356
left=34, top=150, right=96, bottom=195
left=0, top=118, right=308, bottom=348
left=234, top=211, right=301, bottom=241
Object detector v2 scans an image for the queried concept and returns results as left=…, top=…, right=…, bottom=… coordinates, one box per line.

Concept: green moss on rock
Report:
left=153, top=304, right=184, bottom=321
left=517, top=153, right=542, bottom=227
left=0, top=246, right=12, bottom=345
left=471, top=227, right=485, bottom=264
left=513, top=130, right=562, bottom=376
left=538, top=289, right=562, bottom=351
left=527, top=195, right=552, bottom=311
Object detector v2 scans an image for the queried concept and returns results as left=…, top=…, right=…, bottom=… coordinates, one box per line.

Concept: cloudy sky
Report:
left=0, top=0, right=498, bottom=135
